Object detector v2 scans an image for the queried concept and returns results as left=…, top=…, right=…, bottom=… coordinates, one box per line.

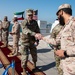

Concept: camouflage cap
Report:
left=56, top=4, right=72, bottom=15
left=26, top=9, right=33, bottom=15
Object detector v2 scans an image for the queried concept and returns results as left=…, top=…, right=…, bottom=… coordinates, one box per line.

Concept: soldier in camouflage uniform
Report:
left=50, top=23, right=64, bottom=75
left=20, top=9, right=42, bottom=75
left=8, top=17, right=20, bottom=57
left=42, top=20, right=63, bottom=75
left=43, top=4, right=75, bottom=75
left=1, top=16, right=10, bottom=47
left=55, top=4, right=75, bottom=75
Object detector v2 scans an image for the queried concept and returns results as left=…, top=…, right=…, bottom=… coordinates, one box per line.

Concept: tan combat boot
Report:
left=33, top=62, right=36, bottom=68
left=21, top=68, right=27, bottom=75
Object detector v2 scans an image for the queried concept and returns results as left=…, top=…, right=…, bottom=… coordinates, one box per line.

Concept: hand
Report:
left=55, top=50, right=65, bottom=58
left=42, top=37, right=51, bottom=44
left=34, top=42, right=38, bottom=46
left=35, top=33, right=43, bottom=40
left=9, top=32, right=14, bottom=35
left=42, top=37, right=47, bottom=41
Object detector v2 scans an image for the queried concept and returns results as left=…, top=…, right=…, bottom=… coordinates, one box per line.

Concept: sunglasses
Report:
left=28, top=15, right=33, bottom=16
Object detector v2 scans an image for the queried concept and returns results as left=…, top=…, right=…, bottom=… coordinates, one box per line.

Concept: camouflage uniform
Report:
left=20, top=19, right=40, bottom=68
left=11, top=21, right=20, bottom=55
left=49, top=16, right=75, bottom=75
left=1, top=16, right=10, bottom=47
left=43, top=4, right=75, bottom=75
left=56, top=16, right=75, bottom=75
left=55, top=4, right=75, bottom=75
left=50, top=24, right=63, bottom=75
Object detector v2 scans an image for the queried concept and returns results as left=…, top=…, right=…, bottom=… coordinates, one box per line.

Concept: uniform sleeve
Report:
left=42, top=37, right=57, bottom=45
left=21, top=20, right=36, bottom=36
left=15, top=23, right=20, bottom=34
left=66, top=22, right=75, bottom=56
left=43, top=25, right=62, bottom=45
left=51, top=24, right=61, bottom=38
left=49, top=25, right=61, bottom=45
left=50, top=28, right=56, bottom=38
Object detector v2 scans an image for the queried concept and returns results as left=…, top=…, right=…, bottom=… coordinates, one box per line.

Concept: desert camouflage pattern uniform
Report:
left=50, top=24, right=63, bottom=75
left=20, top=19, right=40, bottom=68
left=49, top=16, right=75, bottom=75
left=12, top=21, right=20, bottom=54
left=2, top=20, right=10, bottom=46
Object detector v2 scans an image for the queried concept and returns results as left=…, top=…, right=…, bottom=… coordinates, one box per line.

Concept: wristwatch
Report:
left=64, top=51, right=69, bottom=57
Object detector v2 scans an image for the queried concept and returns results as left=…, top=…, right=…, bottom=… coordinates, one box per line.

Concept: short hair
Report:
left=62, top=8, right=72, bottom=15
left=13, top=17, right=18, bottom=21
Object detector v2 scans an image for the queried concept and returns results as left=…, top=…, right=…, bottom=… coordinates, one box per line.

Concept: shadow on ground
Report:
left=37, top=61, right=56, bottom=71
left=37, top=49, right=52, bottom=53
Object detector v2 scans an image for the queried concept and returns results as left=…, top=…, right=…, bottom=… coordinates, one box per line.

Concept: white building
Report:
left=37, top=20, right=51, bottom=36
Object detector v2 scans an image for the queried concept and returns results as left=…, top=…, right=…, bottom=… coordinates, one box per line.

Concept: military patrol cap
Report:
left=56, top=4, right=72, bottom=15
left=26, top=9, right=33, bottom=15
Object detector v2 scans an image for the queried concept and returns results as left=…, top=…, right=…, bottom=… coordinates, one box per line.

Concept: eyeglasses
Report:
left=28, top=15, right=33, bottom=16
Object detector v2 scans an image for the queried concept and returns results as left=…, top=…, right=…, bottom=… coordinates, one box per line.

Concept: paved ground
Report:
left=28, top=40, right=58, bottom=75
left=0, top=35, right=58, bottom=75
left=36, top=40, right=58, bottom=75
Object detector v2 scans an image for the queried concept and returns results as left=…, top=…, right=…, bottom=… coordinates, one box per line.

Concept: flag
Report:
left=2, top=61, right=15, bottom=75
left=33, top=10, right=38, bottom=20
left=14, top=11, right=24, bottom=20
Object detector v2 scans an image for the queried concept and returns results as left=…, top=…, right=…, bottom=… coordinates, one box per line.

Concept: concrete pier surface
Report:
left=29, top=40, right=58, bottom=75
left=0, top=35, right=58, bottom=75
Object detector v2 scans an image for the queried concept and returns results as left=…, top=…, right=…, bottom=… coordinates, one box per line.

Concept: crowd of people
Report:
left=0, top=3, right=75, bottom=75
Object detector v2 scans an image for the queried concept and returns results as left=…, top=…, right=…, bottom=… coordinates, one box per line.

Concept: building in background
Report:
left=37, top=20, right=52, bottom=36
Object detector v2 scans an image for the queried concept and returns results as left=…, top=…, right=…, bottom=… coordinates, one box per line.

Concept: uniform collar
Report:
left=65, top=16, right=74, bottom=25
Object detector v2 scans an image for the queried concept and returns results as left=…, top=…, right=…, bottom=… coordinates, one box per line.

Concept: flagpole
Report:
left=12, top=67, right=15, bottom=75
left=12, top=60, right=15, bottom=75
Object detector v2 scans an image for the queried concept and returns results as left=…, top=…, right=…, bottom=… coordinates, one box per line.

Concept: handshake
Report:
left=34, top=33, right=51, bottom=44
left=34, top=33, right=43, bottom=40
left=34, top=33, right=48, bottom=41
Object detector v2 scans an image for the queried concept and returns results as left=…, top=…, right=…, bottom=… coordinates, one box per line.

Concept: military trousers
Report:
left=54, top=50, right=63, bottom=75
left=20, top=43, right=37, bottom=68
left=60, top=57, right=75, bottom=75
left=13, top=36, right=19, bottom=54
left=2, top=32, right=8, bottom=46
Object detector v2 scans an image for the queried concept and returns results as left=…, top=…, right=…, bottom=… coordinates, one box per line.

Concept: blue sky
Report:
left=0, top=0, right=75, bottom=23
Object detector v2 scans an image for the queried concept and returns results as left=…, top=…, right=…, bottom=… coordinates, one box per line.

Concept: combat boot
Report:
left=32, top=61, right=41, bottom=73
left=33, top=62, right=36, bottom=68
left=21, top=68, right=27, bottom=75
